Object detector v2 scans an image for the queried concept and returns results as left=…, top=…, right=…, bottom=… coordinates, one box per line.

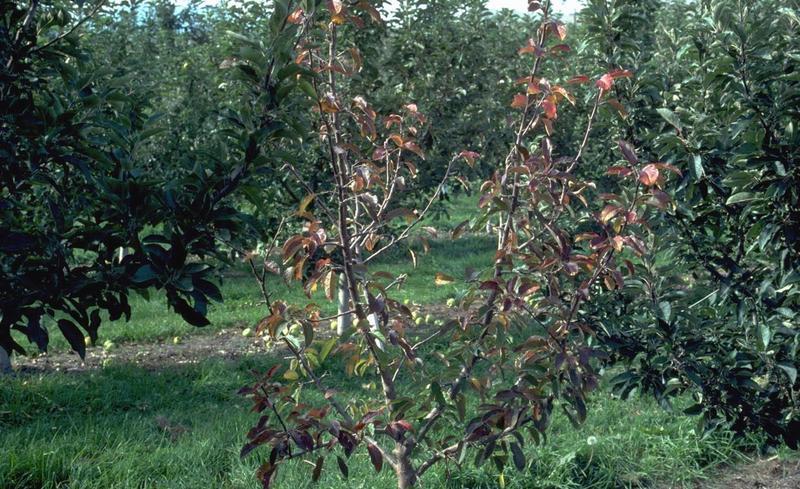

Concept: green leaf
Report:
left=510, top=442, right=526, bottom=471
left=758, top=323, right=771, bottom=350
left=683, top=403, right=703, bottom=415
left=270, top=0, right=290, bottom=34
left=302, top=321, right=314, bottom=347
left=430, top=382, right=446, bottom=406
left=132, top=265, right=157, bottom=284
left=656, top=108, right=682, bottom=131
left=455, top=393, right=466, bottom=421
left=57, top=319, right=86, bottom=359
left=657, top=301, right=672, bottom=323
left=690, top=155, right=704, bottom=180
left=298, top=79, right=317, bottom=99
left=319, top=337, right=336, bottom=363
left=284, top=334, right=301, bottom=352
left=778, top=363, right=797, bottom=384
left=226, top=31, right=259, bottom=46
left=726, top=192, right=757, bottom=205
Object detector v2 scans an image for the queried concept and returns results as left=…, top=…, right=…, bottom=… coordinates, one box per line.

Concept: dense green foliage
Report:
left=1, top=0, right=314, bottom=358
left=570, top=0, right=800, bottom=449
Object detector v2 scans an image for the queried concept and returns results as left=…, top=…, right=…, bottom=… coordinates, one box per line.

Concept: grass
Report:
left=1, top=355, right=746, bottom=489
left=1, top=194, right=758, bottom=488
left=13, top=193, right=490, bottom=353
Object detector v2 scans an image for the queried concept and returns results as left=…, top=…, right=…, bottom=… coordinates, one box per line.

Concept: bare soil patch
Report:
left=11, top=303, right=460, bottom=373
left=13, top=328, right=264, bottom=373
left=703, top=457, right=800, bottom=489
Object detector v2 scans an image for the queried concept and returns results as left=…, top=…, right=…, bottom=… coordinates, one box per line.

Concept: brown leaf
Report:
left=600, top=205, right=621, bottom=224
left=403, top=141, right=426, bottom=160
left=287, top=8, right=304, bottom=24
left=434, top=272, right=455, bottom=286
left=459, top=150, right=481, bottom=167
left=550, top=21, right=568, bottom=40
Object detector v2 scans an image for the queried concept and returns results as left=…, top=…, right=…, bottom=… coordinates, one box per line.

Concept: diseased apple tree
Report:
left=239, top=1, right=677, bottom=487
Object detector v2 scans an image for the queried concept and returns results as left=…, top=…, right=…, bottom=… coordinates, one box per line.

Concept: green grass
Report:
left=1, top=194, right=755, bottom=488
left=1, top=355, right=745, bottom=489
left=13, top=194, right=492, bottom=353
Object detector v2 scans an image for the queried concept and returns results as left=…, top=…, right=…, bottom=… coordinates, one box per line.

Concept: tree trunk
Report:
left=0, top=347, right=12, bottom=375
left=394, top=444, right=417, bottom=489
left=336, top=274, right=352, bottom=336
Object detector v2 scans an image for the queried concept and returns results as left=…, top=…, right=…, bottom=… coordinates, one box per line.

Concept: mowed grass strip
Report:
left=1, top=355, right=745, bottom=489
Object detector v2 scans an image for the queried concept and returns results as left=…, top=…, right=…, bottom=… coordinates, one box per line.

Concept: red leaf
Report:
left=367, top=443, right=383, bottom=472
left=606, top=166, right=633, bottom=177
left=600, top=205, right=621, bottom=224
left=518, top=39, right=542, bottom=56
left=256, top=462, right=277, bottom=488
left=648, top=189, right=672, bottom=209
left=403, top=141, right=426, bottom=160
left=551, top=85, right=575, bottom=105
left=371, top=147, right=387, bottom=161
left=609, top=68, right=634, bottom=79
left=618, top=140, right=638, bottom=165
left=566, top=75, right=590, bottom=85
left=511, top=93, right=528, bottom=109
left=606, top=98, right=628, bottom=118
left=459, top=150, right=481, bottom=167
left=639, top=164, right=660, bottom=186
left=287, top=8, right=304, bottom=24
left=355, top=0, right=383, bottom=23
left=336, top=456, right=349, bottom=478
left=595, top=74, right=613, bottom=91
left=653, top=162, right=683, bottom=176
left=542, top=99, right=557, bottom=119
left=312, top=456, right=324, bottom=482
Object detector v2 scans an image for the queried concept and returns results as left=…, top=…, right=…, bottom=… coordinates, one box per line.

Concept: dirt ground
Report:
left=700, top=457, right=800, bottom=489
left=12, top=327, right=266, bottom=373
left=11, top=303, right=456, bottom=373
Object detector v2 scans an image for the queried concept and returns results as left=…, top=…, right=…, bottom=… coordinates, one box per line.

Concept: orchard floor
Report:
left=704, top=457, right=800, bottom=489
left=3, top=322, right=798, bottom=489
left=2, top=200, right=798, bottom=488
